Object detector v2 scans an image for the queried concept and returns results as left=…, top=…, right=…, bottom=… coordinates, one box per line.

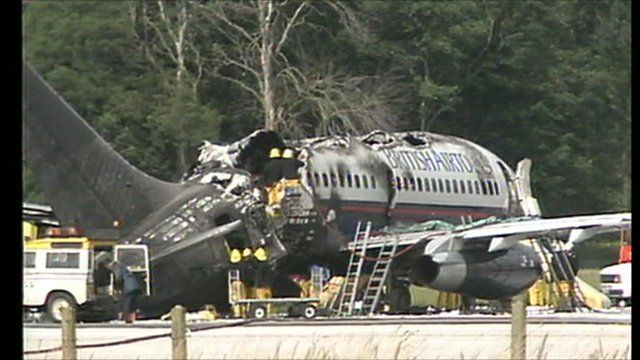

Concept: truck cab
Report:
left=23, top=225, right=150, bottom=322
left=600, top=262, right=631, bottom=307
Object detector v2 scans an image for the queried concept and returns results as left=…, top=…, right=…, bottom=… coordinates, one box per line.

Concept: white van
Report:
left=23, top=232, right=150, bottom=322
left=600, top=262, right=631, bottom=307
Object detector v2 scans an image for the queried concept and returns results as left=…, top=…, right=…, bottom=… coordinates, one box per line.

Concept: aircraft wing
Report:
left=360, top=213, right=631, bottom=255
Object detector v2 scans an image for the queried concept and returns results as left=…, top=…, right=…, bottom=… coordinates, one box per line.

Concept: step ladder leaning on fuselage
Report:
left=333, top=221, right=399, bottom=317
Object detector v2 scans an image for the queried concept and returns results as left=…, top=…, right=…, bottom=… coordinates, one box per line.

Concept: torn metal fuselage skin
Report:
left=194, top=129, right=541, bottom=301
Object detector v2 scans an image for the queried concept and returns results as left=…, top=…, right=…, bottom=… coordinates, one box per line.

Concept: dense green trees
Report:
left=23, top=1, right=630, bottom=216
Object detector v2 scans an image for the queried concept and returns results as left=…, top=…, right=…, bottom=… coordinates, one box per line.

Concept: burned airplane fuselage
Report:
left=190, top=129, right=540, bottom=301
left=24, top=62, right=539, bottom=317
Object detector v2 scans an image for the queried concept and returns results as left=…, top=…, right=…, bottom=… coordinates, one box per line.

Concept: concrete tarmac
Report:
left=24, top=311, right=631, bottom=360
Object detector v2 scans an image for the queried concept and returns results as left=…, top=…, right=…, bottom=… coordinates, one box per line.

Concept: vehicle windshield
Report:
left=117, top=248, right=147, bottom=270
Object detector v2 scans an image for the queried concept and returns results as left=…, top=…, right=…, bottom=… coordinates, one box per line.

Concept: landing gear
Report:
left=385, top=281, right=412, bottom=313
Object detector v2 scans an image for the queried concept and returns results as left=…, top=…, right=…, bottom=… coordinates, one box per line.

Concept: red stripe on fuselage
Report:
left=318, top=203, right=501, bottom=217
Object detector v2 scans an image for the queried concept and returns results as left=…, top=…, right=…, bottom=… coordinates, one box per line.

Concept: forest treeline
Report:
left=23, top=1, right=630, bottom=217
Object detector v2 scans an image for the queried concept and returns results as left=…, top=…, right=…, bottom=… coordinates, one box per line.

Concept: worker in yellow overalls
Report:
left=228, top=249, right=246, bottom=317
left=281, top=148, right=304, bottom=189
left=289, top=274, right=313, bottom=298
left=241, top=247, right=255, bottom=299
left=263, top=148, right=284, bottom=213
left=252, top=246, right=273, bottom=316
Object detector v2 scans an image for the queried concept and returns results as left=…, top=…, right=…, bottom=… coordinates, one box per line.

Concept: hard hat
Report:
left=254, top=247, right=268, bottom=261
left=282, top=148, right=294, bottom=159
left=242, top=247, right=253, bottom=258
left=230, top=249, right=242, bottom=263
left=269, top=148, right=281, bottom=158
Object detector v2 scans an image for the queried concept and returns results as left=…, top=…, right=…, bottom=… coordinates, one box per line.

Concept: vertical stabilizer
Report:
left=23, top=63, right=184, bottom=237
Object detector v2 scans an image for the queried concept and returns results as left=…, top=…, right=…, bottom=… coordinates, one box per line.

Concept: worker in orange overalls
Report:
left=619, top=241, right=632, bottom=263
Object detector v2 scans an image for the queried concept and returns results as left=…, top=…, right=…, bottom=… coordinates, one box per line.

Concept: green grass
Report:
left=577, top=268, right=601, bottom=290
left=407, top=267, right=605, bottom=309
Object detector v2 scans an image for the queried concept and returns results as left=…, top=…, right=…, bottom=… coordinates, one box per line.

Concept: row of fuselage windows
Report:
left=308, top=171, right=500, bottom=196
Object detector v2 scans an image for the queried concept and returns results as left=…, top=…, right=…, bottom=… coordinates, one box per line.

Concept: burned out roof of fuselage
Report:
left=192, top=130, right=507, bottom=177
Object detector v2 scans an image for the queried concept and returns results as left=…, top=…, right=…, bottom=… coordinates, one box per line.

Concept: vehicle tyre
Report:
left=253, top=306, right=267, bottom=319
left=45, top=292, right=77, bottom=323
left=303, top=305, right=317, bottom=319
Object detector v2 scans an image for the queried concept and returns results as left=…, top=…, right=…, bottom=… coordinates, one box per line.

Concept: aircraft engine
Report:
left=409, top=243, right=542, bottom=299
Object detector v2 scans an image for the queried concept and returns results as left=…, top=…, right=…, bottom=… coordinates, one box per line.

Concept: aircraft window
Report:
left=395, top=176, right=402, bottom=191
left=409, top=177, right=416, bottom=191
left=493, top=181, right=500, bottom=195
left=322, top=173, right=328, bottom=187
left=475, top=181, right=480, bottom=194
left=432, top=179, right=438, bottom=192
left=452, top=179, right=458, bottom=193
left=460, top=180, right=466, bottom=194
left=417, top=178, right=423, bottom=192
left=480, top=180, right=487, bottom=195
left=438, top=179, right=444, bottom=193
left=487, top=180, right=494, bottom=195
left=468, top=180, right=473, bottom=194
left=424, top=178, right=430, bottom=192
left=346, top=173, right=353, bottom=187
left=339, top=173, right=345, bottom=187
left=330, top=173, right=337, bottom=187
left=314, top=173, right=320, bottom=186
left=370, top=176, right=376, bottom=189
left=403, top=177, right=409, bottom=191
left=354, top=174, right=361, bottom=188
left=362, top=175, right=369, bottom=189
left=445, top=179, right=451, bottom=193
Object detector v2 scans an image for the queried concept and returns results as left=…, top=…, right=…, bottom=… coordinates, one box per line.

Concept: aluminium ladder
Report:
left=552, top=241, right=590, bottom=311
left=360, top=236, right=399, bottom=315
left=334, top=221, right=372, bottom=317
left=530, top=237, right=586, bottom=312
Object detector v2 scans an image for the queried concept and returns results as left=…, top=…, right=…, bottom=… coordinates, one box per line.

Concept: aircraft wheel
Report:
left=387, top=285, right=411, bottom=312
left=303, top=305, right=317, bottom=319
left=45, top=292, right=77, bottom=323
left=252, top=306, right=267, bottom=319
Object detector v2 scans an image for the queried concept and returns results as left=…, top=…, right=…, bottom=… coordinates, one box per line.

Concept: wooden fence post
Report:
left=510, top=291, right=527, bottom=360
left=171, top=305, right=187, bottom=360
left=61, top=305, right=77, bottom=360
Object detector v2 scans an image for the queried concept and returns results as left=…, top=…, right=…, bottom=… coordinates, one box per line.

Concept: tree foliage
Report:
left=23, top=1, right=630, bottom=216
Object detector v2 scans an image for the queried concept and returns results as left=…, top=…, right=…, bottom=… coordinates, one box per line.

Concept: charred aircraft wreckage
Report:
left=24, top=63, right=630, bottom=316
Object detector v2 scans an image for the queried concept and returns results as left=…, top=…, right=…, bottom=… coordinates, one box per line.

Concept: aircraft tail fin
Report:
left=23, top=63, right=184, bottom=237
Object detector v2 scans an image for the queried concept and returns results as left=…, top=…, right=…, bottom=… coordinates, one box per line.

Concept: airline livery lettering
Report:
left=381, top=149, right=476, bottom=173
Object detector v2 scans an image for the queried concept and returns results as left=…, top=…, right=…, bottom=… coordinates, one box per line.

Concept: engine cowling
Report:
left=409, top=243, right=542, bottom=299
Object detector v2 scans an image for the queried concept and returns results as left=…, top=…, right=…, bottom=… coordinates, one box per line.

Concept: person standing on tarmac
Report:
left=229, top=248, right=246, bottom=318
left=252, top=246, right=273, bottom=315
left=99, top=254, right=142, bottom=324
